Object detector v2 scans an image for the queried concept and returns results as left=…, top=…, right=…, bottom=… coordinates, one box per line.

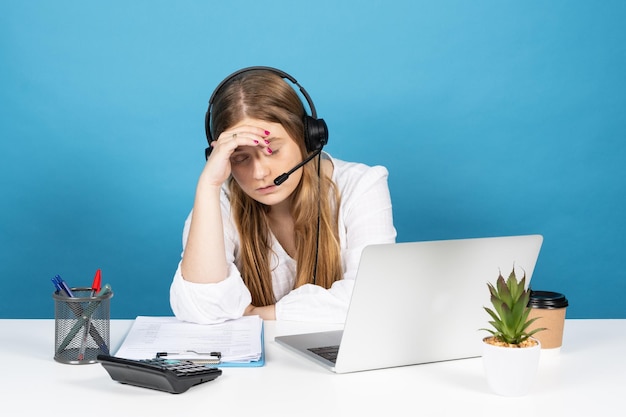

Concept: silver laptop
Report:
left=274, top=234, right=543, bottom=373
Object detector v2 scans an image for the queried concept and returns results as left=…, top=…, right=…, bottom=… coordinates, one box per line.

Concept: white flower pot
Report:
left=482, top=337, right=541, bottom=396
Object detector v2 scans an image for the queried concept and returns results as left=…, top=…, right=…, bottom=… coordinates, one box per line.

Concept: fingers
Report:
left=201, top=125, right=272, bottom=186
left=213, top=126, right=272, bottom=154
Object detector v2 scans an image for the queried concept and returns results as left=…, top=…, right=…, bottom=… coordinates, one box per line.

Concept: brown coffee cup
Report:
left=527, top=290, right=569, bottom=349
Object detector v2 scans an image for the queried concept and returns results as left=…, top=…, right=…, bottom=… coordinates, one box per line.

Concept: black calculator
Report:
left=97, top=354, right=222, bottom=394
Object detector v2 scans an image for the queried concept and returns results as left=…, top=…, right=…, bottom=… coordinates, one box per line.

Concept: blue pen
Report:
left=51, top=278, right=62, bottom=293
left=54, top=275, right=75, bottom=298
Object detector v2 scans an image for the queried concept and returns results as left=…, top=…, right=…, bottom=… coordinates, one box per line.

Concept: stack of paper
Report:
left=114, top=315, right=263, bottom=363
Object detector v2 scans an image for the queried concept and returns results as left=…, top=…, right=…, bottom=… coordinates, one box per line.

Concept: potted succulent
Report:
left=480, top=266, right=546, bottom=396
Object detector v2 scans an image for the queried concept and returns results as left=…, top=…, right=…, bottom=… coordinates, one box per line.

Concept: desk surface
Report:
left=2, top=319, right=624, bottom=416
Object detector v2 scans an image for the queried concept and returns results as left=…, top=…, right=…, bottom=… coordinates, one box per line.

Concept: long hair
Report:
left=211, top=69, right=342, bottom=306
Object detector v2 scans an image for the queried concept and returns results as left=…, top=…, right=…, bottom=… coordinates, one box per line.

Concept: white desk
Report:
left=1, top=319, right=624, bottom=416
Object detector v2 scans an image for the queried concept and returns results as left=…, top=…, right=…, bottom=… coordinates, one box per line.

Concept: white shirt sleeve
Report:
left=170, top=262, right=252, bottom=324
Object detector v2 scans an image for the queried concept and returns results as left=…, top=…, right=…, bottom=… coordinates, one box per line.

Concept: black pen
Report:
left=156, top=351, right=221, bottom=359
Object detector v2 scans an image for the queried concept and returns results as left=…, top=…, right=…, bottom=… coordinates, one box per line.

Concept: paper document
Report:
left=115, top=315, right=263, bottom=363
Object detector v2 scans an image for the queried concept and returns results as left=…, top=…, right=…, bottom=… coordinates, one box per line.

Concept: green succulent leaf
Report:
left=481, top=265, right=544, bottom=345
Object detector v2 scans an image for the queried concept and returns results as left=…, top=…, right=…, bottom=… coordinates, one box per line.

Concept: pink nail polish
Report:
left=267, top=147, right=273, bottom=154
left=253, top=139, right=259, bottom=144
left=265, top=130, right=270, bottom=135
left=264, top=139, right=270, bottom=145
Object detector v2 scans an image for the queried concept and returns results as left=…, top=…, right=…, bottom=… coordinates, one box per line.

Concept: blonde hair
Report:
left=211, top=69, right=342, bottom=306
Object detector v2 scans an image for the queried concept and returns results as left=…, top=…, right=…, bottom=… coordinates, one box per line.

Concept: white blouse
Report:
left=169, top=153, right=397, bottom=324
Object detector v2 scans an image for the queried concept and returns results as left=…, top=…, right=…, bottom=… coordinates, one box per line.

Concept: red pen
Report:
left=91, top=269, right=102, bottom=297
left=79, top=268, right=103, bottom=360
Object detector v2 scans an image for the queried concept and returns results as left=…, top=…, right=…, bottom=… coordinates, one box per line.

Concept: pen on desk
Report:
left=78, top=269, right=103, bottom=360
left=156, top=351, right=222, bottom=359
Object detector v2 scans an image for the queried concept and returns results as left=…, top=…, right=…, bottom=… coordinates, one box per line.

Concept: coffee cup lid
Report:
left=528, top=290, right=569, bottom=309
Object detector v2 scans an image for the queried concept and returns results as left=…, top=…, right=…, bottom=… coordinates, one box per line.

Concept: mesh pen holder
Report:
left=53, top=287, right=113, bottom=364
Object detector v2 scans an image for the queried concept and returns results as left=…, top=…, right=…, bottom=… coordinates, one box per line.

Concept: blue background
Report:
left=1, top=1, right=624, bottom=319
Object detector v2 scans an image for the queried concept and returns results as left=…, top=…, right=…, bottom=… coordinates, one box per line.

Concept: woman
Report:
left=170, top=67, right=396, bottom=324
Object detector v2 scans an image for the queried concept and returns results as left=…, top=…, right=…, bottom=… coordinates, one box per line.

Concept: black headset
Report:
left=204, top=66, right=329, bottom=160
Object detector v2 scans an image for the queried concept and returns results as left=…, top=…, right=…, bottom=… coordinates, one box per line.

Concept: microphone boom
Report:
left=273, top=149, right=322, bottom=186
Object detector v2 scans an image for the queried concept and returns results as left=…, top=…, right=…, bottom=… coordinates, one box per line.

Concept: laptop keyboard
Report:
left=308, top=345, right=340, bottom=364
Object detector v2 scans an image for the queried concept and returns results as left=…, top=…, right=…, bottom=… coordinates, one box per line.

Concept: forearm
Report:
left=181, top=183, right=228, bottom=283
left=245, top=304, right=276, bottom=320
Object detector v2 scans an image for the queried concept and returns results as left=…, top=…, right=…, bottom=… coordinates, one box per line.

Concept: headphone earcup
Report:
left=204, top=110, right=214, bottom=159
left=303, top=116, right=329, bottom=153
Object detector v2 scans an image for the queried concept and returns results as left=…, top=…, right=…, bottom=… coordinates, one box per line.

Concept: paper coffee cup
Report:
left=527, top=291, right=569, bottom=350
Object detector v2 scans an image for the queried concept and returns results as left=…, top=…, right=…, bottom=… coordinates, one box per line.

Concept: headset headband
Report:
left=204, top=66, right=328, bottom=159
